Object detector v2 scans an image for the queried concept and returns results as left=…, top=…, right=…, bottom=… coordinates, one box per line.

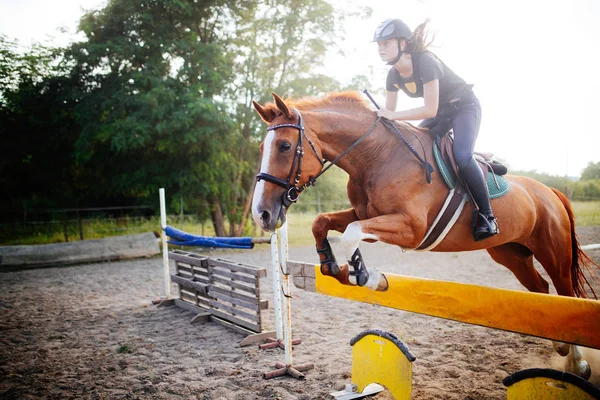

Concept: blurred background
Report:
left=1, top=0, right=599, bottom=245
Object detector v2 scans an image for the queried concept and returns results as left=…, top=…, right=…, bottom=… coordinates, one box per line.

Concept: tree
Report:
left=581, top=161, right=600, bottom=181
left=220, top=0, right=368, bottom=235
left=0, top=36, right=83, bottom=220
left=0, top=1, right=373, bottom=236
left=62, top=0, right=239, bottom=234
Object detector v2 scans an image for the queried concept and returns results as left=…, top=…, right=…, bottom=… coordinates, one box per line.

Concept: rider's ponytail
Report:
left=405, top=19, right=435, bottom=53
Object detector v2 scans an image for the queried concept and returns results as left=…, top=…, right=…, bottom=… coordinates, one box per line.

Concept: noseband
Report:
left=256, top=111, right=325, bottom=207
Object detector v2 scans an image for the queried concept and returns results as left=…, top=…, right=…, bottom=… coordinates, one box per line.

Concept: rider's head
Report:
left=373, top=19, right=434, bottom=65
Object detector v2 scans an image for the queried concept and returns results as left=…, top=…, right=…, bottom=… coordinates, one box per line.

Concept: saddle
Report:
left=411, top=128, right=509, bottom=251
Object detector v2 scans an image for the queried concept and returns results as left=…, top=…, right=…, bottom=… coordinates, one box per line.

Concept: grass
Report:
left=2, top=201, right=598, bottom=247
left=571, top=201, right=600, bottom=226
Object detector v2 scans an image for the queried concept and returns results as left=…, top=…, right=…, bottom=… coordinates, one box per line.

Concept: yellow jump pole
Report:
left=289, top=262, right=600, bottom=350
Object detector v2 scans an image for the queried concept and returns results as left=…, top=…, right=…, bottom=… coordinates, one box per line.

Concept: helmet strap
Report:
left=386, top=39, right=405, bottom=65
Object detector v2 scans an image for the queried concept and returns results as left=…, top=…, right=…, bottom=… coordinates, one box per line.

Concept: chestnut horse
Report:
left=251, top=91, right=598, bottom=378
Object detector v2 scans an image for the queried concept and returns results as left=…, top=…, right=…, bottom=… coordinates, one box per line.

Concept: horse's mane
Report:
left=262, top=91, right=427, bottom=135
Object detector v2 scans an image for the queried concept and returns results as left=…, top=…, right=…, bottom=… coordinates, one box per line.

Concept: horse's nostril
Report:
left=260, top=210, right=271, bottom=225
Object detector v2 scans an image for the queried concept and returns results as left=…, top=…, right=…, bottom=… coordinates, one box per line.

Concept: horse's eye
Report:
left=279, top=142, right=292, bottom=153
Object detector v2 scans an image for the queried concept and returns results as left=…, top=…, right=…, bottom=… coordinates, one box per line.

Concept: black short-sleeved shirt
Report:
left=386, top=51, right=473, bottom=106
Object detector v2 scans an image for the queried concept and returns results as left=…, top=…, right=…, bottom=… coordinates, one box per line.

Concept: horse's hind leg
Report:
left=489, top=242, right=591, bottom=379
left=486, top=243, right=549, bottom=293
left=529, top=239, right=592, bottom=379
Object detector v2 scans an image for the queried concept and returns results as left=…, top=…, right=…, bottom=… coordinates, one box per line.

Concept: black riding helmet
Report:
left=372, top=19, right=412, bottom=65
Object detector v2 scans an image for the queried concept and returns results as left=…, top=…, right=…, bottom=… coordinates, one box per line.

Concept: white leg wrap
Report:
left=364, top=268, right=382, bottom=290
left=342, top=222, right=378, bottom=259
left=348, top=274, right=357, bottom=286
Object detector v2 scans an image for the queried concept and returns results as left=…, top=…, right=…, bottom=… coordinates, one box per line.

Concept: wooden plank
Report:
left=210, top=291, right=259, bottom=312
left=259, top=299, right=269, bottom=310
left=209, top=299, right=261, bottom=322
left=239, top=330, right=277, bottom=347
left=191, top=313, right=212, bottom=325
left=175, top=263, right=209, bottom=278
left=210, top=268, right=257, bottom=285
left=180, top=291, right=210, bottom=309
left=171, top=274, right=208, bottom=294
left=209, top=258, right=266, bottom=277
left=210, top=285, right=259, bottom=306
left=210, top=307, right=261, bottom=332
left=290, top=262, right=600, bottom=350
left=212, top=275, right=258, bottom=295
left=211, top=316, right=259, bottom=336
left=169, top=251, right=209, bottom=267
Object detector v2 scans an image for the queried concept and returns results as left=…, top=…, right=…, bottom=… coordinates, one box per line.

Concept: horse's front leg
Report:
left=312, top=208, right=358, bottom=284
left=341, top=213, right=424, bottom=292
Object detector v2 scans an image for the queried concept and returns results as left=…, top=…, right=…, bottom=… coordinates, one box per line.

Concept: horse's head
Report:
left=251, top=93, right=324, bottom=232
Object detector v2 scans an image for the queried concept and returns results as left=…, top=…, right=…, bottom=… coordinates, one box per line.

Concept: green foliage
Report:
left=0, top=0, right=373, bottom=236
left=511, top=170, right=600, bottom=201
left=571, top=180, right=600, bottom=201
left=292, top=166, right=351, bottom=213
left=581, top=161, right=600, bottom=181
left=117, top=344, right=133, bottom=354
left=510, top=170, right=573, bottom=192
left=67, top=0, right=236, bottom=205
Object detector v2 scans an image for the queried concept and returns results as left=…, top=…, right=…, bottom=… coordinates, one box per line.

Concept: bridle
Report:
left=256, top=111, right=324, bottom=207
left=256, top=109, right=383, bottom=208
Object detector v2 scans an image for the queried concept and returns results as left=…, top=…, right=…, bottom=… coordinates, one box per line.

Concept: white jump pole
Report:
left=159, top=188, right=171, bottom=299
left=270, top=230, right=284, bottom=342
left=582, top=244, right=600, bottom=251
left=278, top=223, right=293, bottom=365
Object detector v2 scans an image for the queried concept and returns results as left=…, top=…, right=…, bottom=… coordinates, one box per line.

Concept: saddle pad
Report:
left=433, top=142, right=510, bottom=199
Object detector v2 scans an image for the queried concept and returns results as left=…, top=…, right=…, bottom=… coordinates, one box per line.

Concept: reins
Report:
left=363, top=90, right=434, bottom=183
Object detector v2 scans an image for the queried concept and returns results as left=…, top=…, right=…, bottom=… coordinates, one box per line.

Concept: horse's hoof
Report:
left=580, top=361, right=592, bottom=380
left=376, top=274, right=389, bottom=292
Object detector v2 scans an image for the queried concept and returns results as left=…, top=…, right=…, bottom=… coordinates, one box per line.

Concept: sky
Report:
left=1, top=0, right=599, bottom=177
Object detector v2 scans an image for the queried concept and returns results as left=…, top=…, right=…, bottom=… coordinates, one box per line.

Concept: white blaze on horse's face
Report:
left=252, top=131, right=284, bottom=232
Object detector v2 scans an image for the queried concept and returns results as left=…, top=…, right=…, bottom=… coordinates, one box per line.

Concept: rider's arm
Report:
left=378, top=79, right=439, bottom=121
left=385, top=91, right=398, bottom=111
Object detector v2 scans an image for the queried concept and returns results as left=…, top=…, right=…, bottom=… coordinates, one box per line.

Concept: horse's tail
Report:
left=551, top=188, right=600, bottom=299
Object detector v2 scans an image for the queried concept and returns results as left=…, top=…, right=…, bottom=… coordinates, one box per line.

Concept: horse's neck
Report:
left=310, top=111, right=431, bottom=184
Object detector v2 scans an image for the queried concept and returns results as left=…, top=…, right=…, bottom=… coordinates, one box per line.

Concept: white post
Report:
left=270, top=231, right=284, bottom=341
left=278, top=222, right=294, bottom=365
left=159, top=188, right=171, bottom=299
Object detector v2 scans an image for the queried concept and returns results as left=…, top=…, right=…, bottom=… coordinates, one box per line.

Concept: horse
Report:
left=250, top=91, right=599, bottom=379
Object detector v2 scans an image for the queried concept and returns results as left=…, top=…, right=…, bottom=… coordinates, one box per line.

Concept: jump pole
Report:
left=289, top=263, right=600, bottom=350
left=159, top=188, right=171, bottom=301
left=582, top=244, right=600, bottom=251
left=263, top=223, right=314, bottom=379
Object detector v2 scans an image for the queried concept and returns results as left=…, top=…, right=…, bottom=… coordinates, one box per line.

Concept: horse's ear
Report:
left=272, top=92, right=293, bottom=119
left=252, top=100, right=276, bottom=123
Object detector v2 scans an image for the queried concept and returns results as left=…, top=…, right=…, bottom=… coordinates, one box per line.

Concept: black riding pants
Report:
left=421, top=95, right=493, bottom=215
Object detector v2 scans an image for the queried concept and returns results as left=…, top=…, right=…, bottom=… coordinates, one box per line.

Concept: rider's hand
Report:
left=376, top=108, right=395, bottom=120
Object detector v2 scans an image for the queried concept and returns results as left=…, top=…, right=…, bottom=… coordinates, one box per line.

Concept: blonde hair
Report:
left=405, top=19, right=435, bottom=53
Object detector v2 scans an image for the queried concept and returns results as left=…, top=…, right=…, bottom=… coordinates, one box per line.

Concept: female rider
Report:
left=373, top=18, right=498, bottom=241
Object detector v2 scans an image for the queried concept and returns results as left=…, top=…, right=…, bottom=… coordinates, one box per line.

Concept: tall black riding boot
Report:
left=459, top=159, right=499, bottom=241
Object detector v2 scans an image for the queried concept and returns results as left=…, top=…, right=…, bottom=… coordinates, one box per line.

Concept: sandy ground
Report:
left=1, top=226, right=600, bottom=400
